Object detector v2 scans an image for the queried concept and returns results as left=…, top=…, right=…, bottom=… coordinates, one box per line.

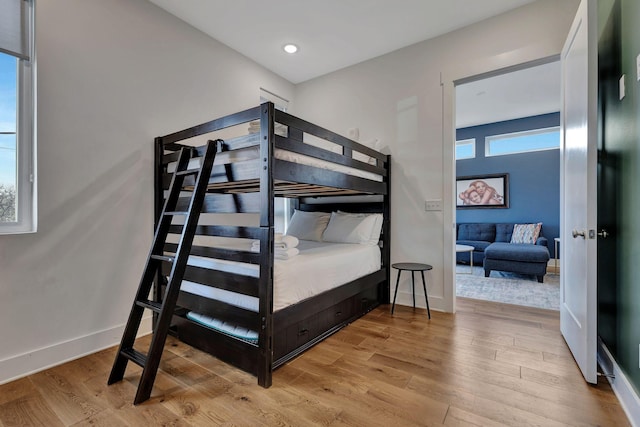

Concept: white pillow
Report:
left=337, top=211, right=383, bottom=245
left=368, top=213, right=384, bottom=244
left=285, top=210, right=331, bottom=242
left=323, top=211, right=383, bottom=245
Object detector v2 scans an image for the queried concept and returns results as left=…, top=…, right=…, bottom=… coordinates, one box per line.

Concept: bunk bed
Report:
left=153, top=102, right=390, bottom=388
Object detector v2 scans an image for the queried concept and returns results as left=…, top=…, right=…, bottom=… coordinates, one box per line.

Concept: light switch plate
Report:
left=425, top=199, right=442, bottom=211
left=619, top=75, right=626, bottom=100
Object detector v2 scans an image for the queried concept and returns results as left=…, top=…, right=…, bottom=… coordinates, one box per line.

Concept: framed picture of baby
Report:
left=456, top=173, right=509, bottom=209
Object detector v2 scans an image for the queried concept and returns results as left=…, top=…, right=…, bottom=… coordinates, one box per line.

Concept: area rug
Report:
left=456, top=265, right=559, bottom=310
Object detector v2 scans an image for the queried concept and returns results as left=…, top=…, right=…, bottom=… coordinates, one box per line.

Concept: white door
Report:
left=560, top=0, right=597, bottom=384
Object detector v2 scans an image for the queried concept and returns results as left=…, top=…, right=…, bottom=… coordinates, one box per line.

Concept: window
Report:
left=0, top=0, right=35, bottom=233
left=455, top=138, right=475, bottom=160
left=486, top=127, right=560, bottom=157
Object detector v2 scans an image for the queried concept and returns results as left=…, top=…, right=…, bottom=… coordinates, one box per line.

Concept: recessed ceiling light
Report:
left=283, top=44, right=298, bottom=54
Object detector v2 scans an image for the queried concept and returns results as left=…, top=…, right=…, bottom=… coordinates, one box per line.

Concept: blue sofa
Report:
left=456, top=223, right=550, bottom=282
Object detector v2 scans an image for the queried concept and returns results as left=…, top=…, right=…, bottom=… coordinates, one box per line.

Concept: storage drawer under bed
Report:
left=273, top=284, right=379, bottom=361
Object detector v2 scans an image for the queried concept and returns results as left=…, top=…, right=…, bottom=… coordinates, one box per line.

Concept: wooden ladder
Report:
left=108, top=140, right=218, bottom=405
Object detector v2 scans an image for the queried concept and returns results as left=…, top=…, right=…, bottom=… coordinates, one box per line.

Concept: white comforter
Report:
left=179, top=240, right=381, bottom=312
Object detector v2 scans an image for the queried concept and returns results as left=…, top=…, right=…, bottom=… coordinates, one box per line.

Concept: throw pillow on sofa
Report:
left=510, top=223, right=542, bottom=244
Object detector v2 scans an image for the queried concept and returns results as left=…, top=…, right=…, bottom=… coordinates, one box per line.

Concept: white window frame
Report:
left=1, top=0, right=36, bottom=234
left=455, top=138, right=476, bottom=160
left=485, top=126, right=560, bottom=158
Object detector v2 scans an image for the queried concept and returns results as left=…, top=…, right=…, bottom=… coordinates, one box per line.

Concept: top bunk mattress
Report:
left=168, top=145, right=383, bottom=183
left=179, top=240, right=381, bottom=312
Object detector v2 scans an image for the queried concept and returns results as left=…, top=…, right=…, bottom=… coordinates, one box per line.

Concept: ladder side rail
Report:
left=153, top=137, right=165, bottom=326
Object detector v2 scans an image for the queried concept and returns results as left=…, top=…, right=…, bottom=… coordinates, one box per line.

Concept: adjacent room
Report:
left=454, top=62, right=561, bottom=310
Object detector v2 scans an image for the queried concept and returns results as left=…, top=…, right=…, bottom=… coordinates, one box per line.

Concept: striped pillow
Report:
left=510, top=223, right=542, bottom=244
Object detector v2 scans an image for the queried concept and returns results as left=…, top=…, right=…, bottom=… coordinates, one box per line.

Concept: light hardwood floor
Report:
left=0, top=298, right=629, bottom=426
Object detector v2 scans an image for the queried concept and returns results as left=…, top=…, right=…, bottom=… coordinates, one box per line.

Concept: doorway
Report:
left=452, top=61, right=562, bottom=310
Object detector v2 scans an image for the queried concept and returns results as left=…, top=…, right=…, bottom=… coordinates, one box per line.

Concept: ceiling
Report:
left=148, top=0, right=560, bottom=127
left=456, top=61, right=561, bottom=129
left=148, top=0, right=536, bottom=84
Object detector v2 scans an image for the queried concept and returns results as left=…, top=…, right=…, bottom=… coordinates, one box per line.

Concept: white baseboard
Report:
left=0, top=316, right=153, bottom=385
left=393, top=290, right=442, bottom=312
left=598, top=338, right=640, bottom=427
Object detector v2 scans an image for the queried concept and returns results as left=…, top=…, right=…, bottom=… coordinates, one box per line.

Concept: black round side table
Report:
left=391, top=262, right=432, bottom=318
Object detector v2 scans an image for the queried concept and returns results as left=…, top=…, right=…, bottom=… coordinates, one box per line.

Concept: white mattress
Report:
left=168, top=146, right=383, bottom=182
left=179, top=240, right=381, bottom=312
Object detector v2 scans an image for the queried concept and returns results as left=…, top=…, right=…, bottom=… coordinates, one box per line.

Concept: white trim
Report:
left=598, top=338, right=640, bottom=427
left=0, top=316, right=152, bottom=385
left=443, top=52, right=561, bottom=314
left=393, top=290, right=444, bottom=313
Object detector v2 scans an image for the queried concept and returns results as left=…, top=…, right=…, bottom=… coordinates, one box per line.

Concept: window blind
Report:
left=0, top=0, right=30, bottom=61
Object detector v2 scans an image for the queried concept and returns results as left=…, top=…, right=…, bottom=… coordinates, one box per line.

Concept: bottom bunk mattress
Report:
left=179, top=240, right=381, bottom=312
left=171, top=240, right=384, bottom=371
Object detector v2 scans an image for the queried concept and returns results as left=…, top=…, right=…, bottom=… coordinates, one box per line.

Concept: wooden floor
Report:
left=0, top=298, right=629, bottom=426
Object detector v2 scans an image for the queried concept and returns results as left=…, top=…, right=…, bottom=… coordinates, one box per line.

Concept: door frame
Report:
left=441, top=52, right=562, bottom=313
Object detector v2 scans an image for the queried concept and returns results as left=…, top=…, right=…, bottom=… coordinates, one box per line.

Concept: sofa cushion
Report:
left=494, top=223, right=515, bottom=243
left=456, top=240, right=492, bottom=252
left=457, top=223, right=495, bottom=242
left=484, top=242, right=550, bottom=263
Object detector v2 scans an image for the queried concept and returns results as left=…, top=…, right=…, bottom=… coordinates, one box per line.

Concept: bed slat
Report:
left=275, top=110, right=386, bottom=162
left=275, top=135, right=386, bottom=176
left=161, top=106, right=261, bottom=146
left=273, top=159, right=387, bottom=195
left=163, top=243, right=261, bottom=265
left=176, top=291, right=259, bottom=330
left=168, top=224, right=263, bottom=239
left=160, top=263, right=259, bottom=298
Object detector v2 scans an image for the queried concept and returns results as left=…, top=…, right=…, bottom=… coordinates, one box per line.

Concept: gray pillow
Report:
left=285, top=210, right=331, bottom=241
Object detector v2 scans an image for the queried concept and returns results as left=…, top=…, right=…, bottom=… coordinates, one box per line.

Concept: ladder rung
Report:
left=151, top=254, right=174, bottom=263
left=136, top=299, right=163, bottom=313
left=176, top=168, right=200, bottom=176
left=121, top=348, right=147, bottom=368
left=164, top=211, right=188, bottom=216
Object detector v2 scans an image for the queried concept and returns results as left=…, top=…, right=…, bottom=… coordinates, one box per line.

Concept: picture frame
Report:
left=456, top=173, right=509, bottom=209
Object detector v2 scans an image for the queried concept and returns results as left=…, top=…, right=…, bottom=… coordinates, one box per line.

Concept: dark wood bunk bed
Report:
left=114, top=102, right=390, bottom=403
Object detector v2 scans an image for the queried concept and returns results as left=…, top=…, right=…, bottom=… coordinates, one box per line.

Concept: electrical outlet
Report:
left=425, top=199, right=442, bottom=211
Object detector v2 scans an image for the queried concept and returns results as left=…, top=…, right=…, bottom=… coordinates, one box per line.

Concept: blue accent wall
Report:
left=456, top=113, right=560, bottom=257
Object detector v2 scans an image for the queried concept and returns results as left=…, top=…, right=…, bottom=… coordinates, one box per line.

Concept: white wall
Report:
left=0, top=0, right=294, bottom=384
left=293, top=0, right=579, bottom=312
